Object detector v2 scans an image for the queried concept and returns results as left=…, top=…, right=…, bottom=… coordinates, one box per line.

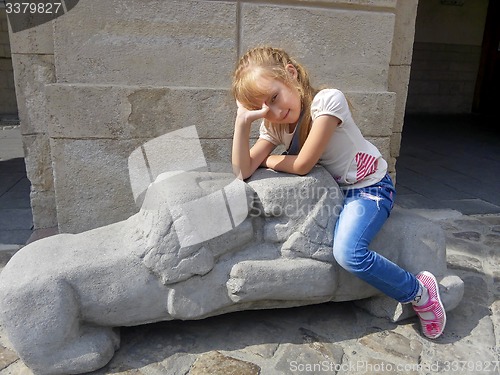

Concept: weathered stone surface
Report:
left=50, top=137, right=235, bottom=234
left=190, top=351, right=260, bottom=375
left=50, top=138, right=144, bottom=233
left=10, top=54, right=56, bottom=230
left=0, top=166, right=463, bottom=374
left=7, top=15, right=54, bottom=54
left=0, top=344, right=18, bottom=370
left=347, top=92, right=396, bottom=137
left=241, top=3, right=395, bottom=91
left=388, top=65, right=412, bottom=135
left=452, top=230, right=481, bottom=242
left=29, top=190, right=57, bottom=229
left=11, top=54, right=55, bottom=136
left=448, top=254, right=484, bottom=273
left=390, top=0, right=418, bottom=66
left=274, top=339, right=344, bottom=374
left=366, top=136, right=391, bottom=163
left=45, top=84, right=239, bottom=140
left=53, top=0, right=237, bottom=87
left=22, top=134, right=53, bottom=192
left=359, top=331, right=423, bottom=363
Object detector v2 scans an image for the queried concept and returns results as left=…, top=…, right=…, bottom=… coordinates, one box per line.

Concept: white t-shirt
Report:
left=259, top=89, right=388, bottom=189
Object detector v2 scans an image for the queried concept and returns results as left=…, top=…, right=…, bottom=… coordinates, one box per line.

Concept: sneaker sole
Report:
left=417, top=271, right=447, bottom=339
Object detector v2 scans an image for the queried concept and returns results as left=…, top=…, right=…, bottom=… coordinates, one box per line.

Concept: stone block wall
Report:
left=406, top=42, right=482, bottom=114
left=0, top=8, right=17, bottom=115
left=8, top=0, right=418, bottom=233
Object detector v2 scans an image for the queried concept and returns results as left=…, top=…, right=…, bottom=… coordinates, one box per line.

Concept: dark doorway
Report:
left=473, top=0, right=500, bottom=121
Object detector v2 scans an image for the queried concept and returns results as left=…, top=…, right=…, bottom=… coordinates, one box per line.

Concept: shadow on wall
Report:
left=4, top=0, right=80, bottom=32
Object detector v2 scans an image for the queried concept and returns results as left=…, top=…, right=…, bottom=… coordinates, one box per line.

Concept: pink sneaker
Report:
left=413, top=271, right=446, bottom=339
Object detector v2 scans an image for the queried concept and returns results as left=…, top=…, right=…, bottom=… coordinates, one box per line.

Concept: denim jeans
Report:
left=333, top=175, right=419, bottom=303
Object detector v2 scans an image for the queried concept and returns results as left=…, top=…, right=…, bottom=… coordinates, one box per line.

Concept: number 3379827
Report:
left=6, top=2, right=63, bottom=14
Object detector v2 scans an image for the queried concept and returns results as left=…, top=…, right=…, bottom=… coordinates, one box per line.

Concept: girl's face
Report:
left=255, top=71, right=302, bottom=125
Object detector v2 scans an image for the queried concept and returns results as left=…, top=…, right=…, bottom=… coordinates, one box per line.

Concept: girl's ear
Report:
left=286, top=64, right=298, bottom=79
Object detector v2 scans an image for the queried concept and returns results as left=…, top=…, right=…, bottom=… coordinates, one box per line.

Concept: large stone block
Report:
left=45, top=84, right=239, bottom=140
left=11, top=54, right=56, bottom=228
left=53, top=0, right=237, bottom=87
left=366, top=136, right=391, bottom=162
left=7, top=15, right=54, bottom=54
left=0, top=166, right=463, bottom=374
left=22, top=134, right=53, bottom=192
left=29, top=190, right=57, bottom=229
left=11, top=54, right=55, bottom=135
left=347, top=92, right=396, bottom=137
left=390, top=0, right=418, bottom=66
left=50, top=138, right=143, bottom=233
left=390, top=131, right=402, bottom=160
left=51, top=135, right=234, bottom=234
left=240, top=3, right=395, bottom=91
left=200, top=139, right=234, bottom=172
left=388, top=65, right=411, bottom=134
left=22, top=134, right=57, bottom=229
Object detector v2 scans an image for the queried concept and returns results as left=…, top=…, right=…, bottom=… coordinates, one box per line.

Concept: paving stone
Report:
left=0, top=345, right=18, bottom=371
left=474, top=214, right=500, bottom=226
left=189, top=351, right=260, bottom=375
left=274, top=341, right=344, bottom=375
left=491, top=301, right=500, bottom=349
left=394, top=193, right=447, bottom=210
left=447, top=254, right=483, bottom=273
left=358, top=331, right=423, bottom=363
left=442, top=199, right=500, bottom=215
left=0, top=250, right=17, bottom=270
left=0, top=173, right=25, bottom=196
left=0, top=128, right=23, bottom=161
left=0, top=209, right=32, bottom=231
left=359, top=358, right=418, bottom=375
left=446, top=236, right=486, bottom=257
left=452, top=231, right=481, bottom=242
left=484, top=233, right=500, bottom=248
left=0, top=230, right=32, bottom=246
left=451, top=218, right=492, bottom=234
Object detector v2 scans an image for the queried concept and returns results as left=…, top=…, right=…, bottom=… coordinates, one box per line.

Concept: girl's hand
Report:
left=236, top=100, right=269, bottom=125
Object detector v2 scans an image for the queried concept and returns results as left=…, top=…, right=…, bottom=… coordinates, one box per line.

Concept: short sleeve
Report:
left=259, top=121, right=281, bottom=146
left=310, top=89, right=350, bottom=125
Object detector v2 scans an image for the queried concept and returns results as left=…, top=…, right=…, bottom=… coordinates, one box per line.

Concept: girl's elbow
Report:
left=232, top=165, right=253, bottom=180
left=294, top=161, right=314, bottom=176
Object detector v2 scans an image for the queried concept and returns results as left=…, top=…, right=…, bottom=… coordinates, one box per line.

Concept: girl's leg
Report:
left=333, top=175, right=447, bottom=338
left=333, top=175, right=419, bottom=303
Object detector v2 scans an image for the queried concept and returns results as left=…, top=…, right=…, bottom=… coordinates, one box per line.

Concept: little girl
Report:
left=231, top=46, right=446, bottom=339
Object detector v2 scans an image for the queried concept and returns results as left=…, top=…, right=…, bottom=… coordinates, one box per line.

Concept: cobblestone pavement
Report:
left=1, top=209, right=499, bottom=375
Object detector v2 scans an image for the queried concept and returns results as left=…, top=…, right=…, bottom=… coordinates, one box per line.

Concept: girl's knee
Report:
left=332, top=242, right=354, bottom=271
left=332, top=241, right=371, bottom=274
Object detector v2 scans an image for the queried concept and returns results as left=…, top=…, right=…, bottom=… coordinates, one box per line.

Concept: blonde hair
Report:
left=232, top=46, right=318, bottom=151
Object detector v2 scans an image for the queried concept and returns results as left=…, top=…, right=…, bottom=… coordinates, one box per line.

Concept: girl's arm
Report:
left=232, top=102, right=276, bottom=180
left=262, top=115, right=340, bottom=176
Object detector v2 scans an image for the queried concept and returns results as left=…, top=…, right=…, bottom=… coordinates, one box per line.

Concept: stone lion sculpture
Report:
left=0, top=166, right=463, bottom=374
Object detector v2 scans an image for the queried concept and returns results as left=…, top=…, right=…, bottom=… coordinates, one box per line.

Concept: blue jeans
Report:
left=333, top=175, right=419, bottom=303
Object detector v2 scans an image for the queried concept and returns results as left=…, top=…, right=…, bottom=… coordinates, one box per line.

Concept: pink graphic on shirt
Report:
left=355, top=152, right=378, bottom=181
